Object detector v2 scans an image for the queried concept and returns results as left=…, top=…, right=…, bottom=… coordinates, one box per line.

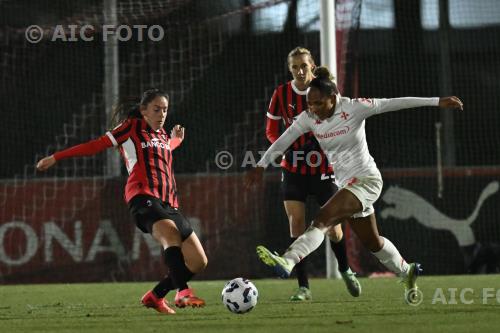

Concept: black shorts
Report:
left=128, top=195, right=193, bottom=241
left=281, top=169, right=337, bottom=206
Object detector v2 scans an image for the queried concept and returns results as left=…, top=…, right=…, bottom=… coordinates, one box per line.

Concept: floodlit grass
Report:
left=1, top=275, right=499, bottom=332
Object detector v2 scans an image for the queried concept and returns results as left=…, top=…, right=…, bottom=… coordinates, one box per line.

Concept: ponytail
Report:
left=310, top=66, right=339, bottom=96
left=109, top=97, right=141, bottom=129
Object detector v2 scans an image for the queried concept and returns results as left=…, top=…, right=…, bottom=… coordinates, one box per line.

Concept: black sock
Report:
left=163, top=246, right=194, bottom=291
left=292, top=237, right=309, bottom=289
left=330, top=236, right=349, bottom=273
left=152, top=275, right=175, bottom=298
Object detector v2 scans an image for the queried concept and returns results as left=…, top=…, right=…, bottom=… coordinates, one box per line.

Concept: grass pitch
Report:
left=1, top=275, right=499, bottom=333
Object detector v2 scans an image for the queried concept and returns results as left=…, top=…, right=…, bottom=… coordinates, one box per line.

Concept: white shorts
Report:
left=341, top=175, right=383, bottom=218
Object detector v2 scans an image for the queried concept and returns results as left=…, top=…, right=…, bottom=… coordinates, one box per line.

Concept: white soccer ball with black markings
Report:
left=221, top=277, right=258, bottom=314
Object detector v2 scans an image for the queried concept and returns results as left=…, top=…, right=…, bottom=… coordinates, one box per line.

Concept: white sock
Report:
left=372, top=237, right=410, bottom=277
left=283, top=226, right=326, bottom=264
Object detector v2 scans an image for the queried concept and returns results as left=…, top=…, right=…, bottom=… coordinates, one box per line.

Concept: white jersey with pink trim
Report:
left=257, top=96, right=439, bottom=187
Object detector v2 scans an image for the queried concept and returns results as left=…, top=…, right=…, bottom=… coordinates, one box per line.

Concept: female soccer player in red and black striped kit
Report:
left=37, top=88, right=206, bottom=315
left=265, top=47, right=360, bottom=301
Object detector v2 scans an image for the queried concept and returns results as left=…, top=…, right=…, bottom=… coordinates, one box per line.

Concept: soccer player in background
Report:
left=37, top=88, right=207, bottom=315
left=265, top=47, right=361, bottom=301
left=246, top=67, right=463, bottom=303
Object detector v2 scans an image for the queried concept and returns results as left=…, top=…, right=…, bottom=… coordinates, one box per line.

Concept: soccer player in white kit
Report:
left=266, top=47, right=360, bottom=301
left=245, top=67, right=463, bottom=303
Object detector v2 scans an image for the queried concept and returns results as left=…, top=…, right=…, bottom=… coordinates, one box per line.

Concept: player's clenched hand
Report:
left=244, top=167, right=264, bottom=189
left=171, top=125, right=185, bottom=140
left=36, top=155, right=56, bottom=171
left=439, top=96, right=463, bottom=111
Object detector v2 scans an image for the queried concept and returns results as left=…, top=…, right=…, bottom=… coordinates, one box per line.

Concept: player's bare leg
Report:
left=349, top=214, right=422, bottom=304
left=142, top=220, right=205, bottom=312
left=175, top=232, right=207, bottom=308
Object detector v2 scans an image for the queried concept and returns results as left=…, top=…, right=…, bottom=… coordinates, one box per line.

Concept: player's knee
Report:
left=316, top=203, right=356, bottom=229
left=313, top=211, right=342, bottom=230
left=200, top=253, right=208, bottom=270
left=191, top=254, right=208, bottom=273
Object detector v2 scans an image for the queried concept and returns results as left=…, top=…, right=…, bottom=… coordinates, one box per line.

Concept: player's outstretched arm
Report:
left=439, top=96, right=463, bottom=110
left=368, top=95, right=463, bottom=116
left=36, top=135, right=113, bottom=172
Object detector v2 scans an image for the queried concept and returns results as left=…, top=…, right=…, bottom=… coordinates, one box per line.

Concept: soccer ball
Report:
left=221, top=277, right=258, bottom=314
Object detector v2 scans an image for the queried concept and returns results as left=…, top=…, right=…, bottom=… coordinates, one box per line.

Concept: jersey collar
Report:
left=291, top=81, right=307, bottom=95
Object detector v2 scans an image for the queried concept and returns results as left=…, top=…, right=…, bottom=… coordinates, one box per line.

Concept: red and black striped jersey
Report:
left=266, top=81, right=333, bottom=175
left=53, top=117, right=182, bottom=207
left=107, top=118, right=181, bottom=207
